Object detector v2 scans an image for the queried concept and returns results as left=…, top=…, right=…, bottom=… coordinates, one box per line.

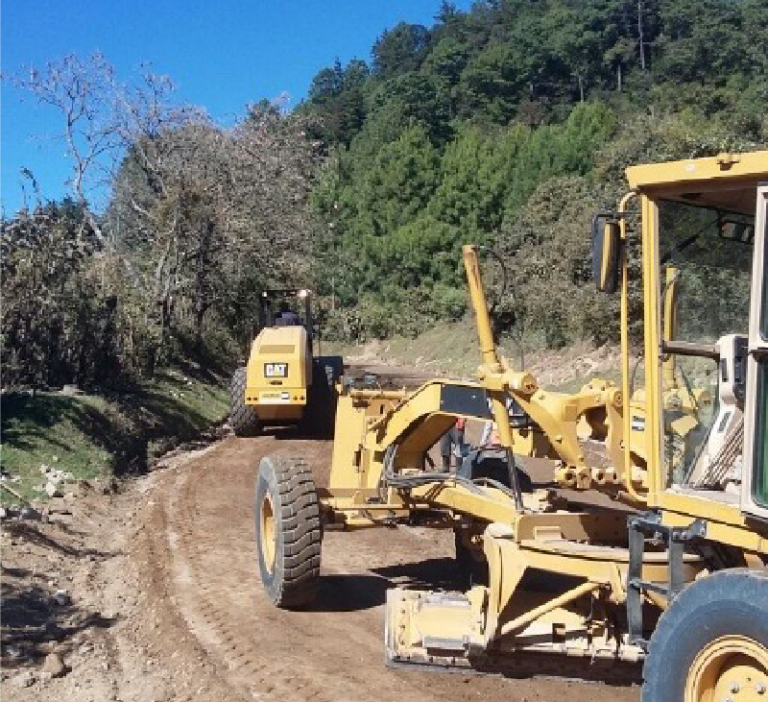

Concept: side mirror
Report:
left=719, top=218, right=754, bottom=244
left=591, top=215, right=621, bottom=294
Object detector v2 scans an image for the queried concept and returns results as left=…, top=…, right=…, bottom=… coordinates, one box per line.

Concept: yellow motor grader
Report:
left=253, top=151, right=768, bottom=700
left=230, top=288, right=342, bottom=437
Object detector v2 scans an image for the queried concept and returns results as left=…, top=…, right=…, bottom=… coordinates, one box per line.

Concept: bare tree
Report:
left=6, top=53, right=321, bottom=377
left=7, top=54, right=121, bottom=244
left=7, top=53, right=207, bottom=247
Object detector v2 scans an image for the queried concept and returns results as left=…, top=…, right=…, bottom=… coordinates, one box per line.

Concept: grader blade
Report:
left=385, top=588, right=530, bottom=675
left=384, top=588, right=643, bottom=682
left=385, top=589, right=476, bottom=671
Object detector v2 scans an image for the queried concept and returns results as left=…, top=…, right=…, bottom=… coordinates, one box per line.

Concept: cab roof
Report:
left=626, top=151, right=768, bottom=215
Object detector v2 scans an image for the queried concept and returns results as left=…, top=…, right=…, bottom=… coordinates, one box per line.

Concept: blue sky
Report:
left=1, top=0, right=470, bottom=215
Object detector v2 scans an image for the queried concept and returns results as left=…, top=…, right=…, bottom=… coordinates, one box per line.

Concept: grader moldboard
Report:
left=254, top=151, right=768, bottom=701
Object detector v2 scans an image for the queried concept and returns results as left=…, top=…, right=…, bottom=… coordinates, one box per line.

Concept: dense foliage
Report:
left=2, top=59, right=320, bottom=388
left=3, top=0, right=767, bottom=388
left=305, top=0, right=767, bottom=342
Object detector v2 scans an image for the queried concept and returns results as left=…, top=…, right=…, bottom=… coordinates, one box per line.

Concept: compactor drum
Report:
left=230, top=288, right=342, bottom=437
left=253, top=151, right=768, bottom=701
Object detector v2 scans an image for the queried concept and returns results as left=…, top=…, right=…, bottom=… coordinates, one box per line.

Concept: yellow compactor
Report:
left=230, top=288, right=342, bottom=437
left=253, top=152, right=768, bottom=701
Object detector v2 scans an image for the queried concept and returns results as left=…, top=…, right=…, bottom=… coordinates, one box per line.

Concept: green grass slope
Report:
left=1, top=369, right=228, bottom=504
left=335, top=319, right=622, bottom=392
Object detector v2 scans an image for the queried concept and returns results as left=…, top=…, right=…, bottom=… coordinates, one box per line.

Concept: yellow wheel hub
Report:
left=685, top=635, right=768, bottom=702
left=260, top=493, right=276, bottom=574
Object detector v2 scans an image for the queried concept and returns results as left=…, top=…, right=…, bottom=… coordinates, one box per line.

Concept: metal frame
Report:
left=742, top=183, right=768, bottom=520
left=626, top=512, right=706, bottom=649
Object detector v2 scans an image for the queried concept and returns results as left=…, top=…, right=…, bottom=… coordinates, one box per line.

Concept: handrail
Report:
left=618, top=191, right=645, bottom=504
left=660, top=340, right=719, bottom=360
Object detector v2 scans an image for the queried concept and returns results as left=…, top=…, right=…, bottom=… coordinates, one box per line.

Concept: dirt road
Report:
left=133, top=433, right=642, bottom=702
left=2, top=430, right=641, bottom=701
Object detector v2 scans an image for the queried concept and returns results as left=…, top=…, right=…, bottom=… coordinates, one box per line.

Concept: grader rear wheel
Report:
left=642, top=569, right=768, bottom=702
left=254, top=455, right=321, bottom=608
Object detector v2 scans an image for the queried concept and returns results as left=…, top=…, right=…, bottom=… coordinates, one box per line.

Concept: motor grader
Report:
left=229, top=288, right=342, bottom=437
left=253, top=151, right=768, bottom=700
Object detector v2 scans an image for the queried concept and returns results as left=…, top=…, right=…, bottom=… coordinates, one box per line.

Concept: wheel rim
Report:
left=684, top=635, right=768, bottom=702
left=260, top=492, right=276, bottom=574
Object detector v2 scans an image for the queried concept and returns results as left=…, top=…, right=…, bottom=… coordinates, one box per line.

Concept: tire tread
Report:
left=230, top=367, right=260, bottom=437
left=255, top=455, right=321, bottom=608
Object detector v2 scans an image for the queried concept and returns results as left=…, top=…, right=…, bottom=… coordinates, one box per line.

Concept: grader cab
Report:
left=253, top=151, right=768, bottom=701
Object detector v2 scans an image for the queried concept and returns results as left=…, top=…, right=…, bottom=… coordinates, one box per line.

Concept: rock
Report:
left=52, top=589, right=71, bottom=606
left=4, top=644, right=23, bottom=659
left=41, top=652, right=67, bottom=678
left=61, top=384, right=84, bottom=396
left=19, top=506, right=42, bottom=521
left=11, top=670, right=37, bottom=687
left=44, top=482, right=62, bottom=498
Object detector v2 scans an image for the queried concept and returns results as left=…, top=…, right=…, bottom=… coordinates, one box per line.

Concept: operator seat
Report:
left=689, top=334, right=747, bottom=492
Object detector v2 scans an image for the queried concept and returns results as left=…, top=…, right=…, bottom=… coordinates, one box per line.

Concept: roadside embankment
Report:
left=329, top=320, right=621, bottom=391
left=1, top=368, right=228, bottom=506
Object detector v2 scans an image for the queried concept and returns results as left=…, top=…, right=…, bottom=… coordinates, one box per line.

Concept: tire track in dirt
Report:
left=134, top=434, right=640, bottom=702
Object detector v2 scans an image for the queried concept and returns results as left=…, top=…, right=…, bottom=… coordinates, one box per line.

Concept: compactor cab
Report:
left=229, top=288, right=342, bottom=437
left=259, top=288, right=312, bottom=332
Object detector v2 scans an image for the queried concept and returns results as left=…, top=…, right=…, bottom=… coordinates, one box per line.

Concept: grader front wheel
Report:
left=642, top=569, right=768, bottom=702
left=254, top=455, right=322, bottom=608
left=686, top=639, right=767, bottom=701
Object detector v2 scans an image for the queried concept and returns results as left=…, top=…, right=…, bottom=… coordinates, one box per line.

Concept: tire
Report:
left=302, top=355, right=343, bottom=438
left=642, top=568, right=768, bottom=702
left=254, top=455, right=322, bottom=608
left=230, top=366, right=260, bottom=437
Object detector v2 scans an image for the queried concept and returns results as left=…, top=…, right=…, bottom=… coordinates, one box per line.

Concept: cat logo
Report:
left=264, top=363, right=288, bottom=378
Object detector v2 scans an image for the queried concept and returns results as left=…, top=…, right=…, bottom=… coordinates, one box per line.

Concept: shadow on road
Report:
left=1, top=569, right=117, bottom=667
left=308, top=574, right=390, bottom=612
left=309, top=557, right=465, bottom=613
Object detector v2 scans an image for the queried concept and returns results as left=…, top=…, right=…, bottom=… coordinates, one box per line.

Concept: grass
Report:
left=331, top=320, right=623, bottom=391
left=325, top=319, right=489, bottom=378
left=1, top=368, right=228, bottom=505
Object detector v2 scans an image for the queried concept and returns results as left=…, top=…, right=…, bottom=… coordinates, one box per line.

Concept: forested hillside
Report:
left=304, top=0, right=767, bottom=343
left=2, top=0, right=767, bottom=389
